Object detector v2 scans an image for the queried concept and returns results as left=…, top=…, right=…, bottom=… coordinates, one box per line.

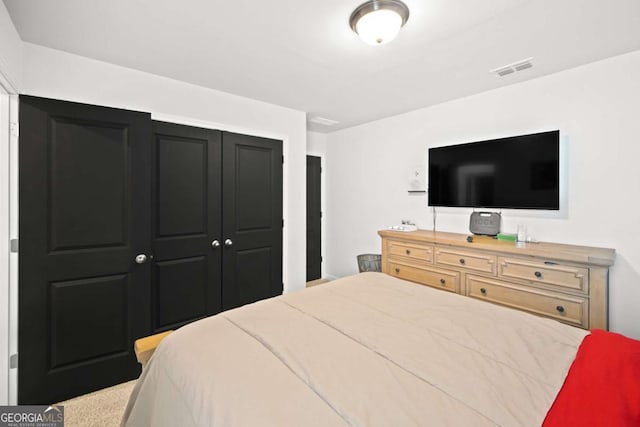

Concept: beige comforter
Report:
left=122, top=272, right=587, bottom=426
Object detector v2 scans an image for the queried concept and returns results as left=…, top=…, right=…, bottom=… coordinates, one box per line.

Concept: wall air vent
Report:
left=309, top=116, right=339, bottom=126
left=490, top=57, right=533, bottom=77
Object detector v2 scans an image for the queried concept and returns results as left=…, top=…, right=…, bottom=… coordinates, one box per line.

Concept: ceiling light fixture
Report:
left=349, top=0, right=410, bottom=46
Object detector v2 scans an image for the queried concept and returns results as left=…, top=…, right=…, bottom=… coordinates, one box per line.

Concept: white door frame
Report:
left=8, top=93, right=18, bottom=405
left=0, top=67, right=18, bottom=405
left=0, top=76, right=9, bottom=405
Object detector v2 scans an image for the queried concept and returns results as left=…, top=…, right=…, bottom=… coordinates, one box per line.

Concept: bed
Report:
left=121, top=272, right=637, bottom=426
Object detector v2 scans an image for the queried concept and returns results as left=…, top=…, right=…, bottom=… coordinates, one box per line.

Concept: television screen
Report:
left=428, top=130, right=560, bottom=210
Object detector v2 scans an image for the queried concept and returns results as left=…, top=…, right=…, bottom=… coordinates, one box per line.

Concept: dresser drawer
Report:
left=498, top=257, right=588, bottom=293
left=388, top=240, right=433, bottom=263
left=388, top=262, right=459, bottom=293
left=435, top=248, right=496, bottom=275
left=467, top=276, right=588, bottom=328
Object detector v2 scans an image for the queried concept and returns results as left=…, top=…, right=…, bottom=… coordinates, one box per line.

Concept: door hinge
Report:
left=282, top=155, right=284, bottom=164
left=282, top=219, right=284, bottom=228
left=320, top=256, right=323, bottom=262
left=10, top=122, right=19, bottom=138
left=320, top=212, right=323, bottom=218
left=10, top=353, right=18, bottom=369
left=10, top=239, right=18, bottom=253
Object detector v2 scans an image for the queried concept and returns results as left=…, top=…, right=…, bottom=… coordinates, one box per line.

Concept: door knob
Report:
left=211, top=240, right=220, bottom=248
left=135, top=254, right=148, bottom=264
left=224, top=239, right=233, bottom=247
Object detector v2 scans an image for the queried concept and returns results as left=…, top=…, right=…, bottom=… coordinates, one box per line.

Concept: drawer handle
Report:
left=556, top=305, right=565, bottom=313
left=395, top=267, right=400, bottom=273
left=534, top=271, right=542, bottom=278
left=406, top=249, right=411, bottom=255
left=459, top=258, right=466, bottom=265
left=440, top=278, right=446, bottom=285
left=480, top=288, right=487, bottom=295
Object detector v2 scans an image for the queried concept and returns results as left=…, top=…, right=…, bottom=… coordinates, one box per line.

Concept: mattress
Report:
left=122, top=272, right=587, bottom=426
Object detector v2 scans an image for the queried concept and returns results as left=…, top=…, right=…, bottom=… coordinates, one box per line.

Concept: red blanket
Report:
left=543, top=329, right=640, bottom=427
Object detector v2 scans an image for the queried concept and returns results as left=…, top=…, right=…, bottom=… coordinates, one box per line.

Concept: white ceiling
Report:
left=4, top=0, right=640, bottom=132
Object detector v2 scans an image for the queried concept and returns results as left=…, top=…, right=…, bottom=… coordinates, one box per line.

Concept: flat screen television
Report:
left=428, top=130, right=560, bottom=210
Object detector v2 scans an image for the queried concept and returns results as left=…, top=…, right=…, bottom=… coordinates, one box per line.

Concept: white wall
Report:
left=22, top=43, right=308, bottom=294
left=324, top=49, right=640, bottom=339
left=307, top=131, right=327, bottom=156
left=0, top=1, right=22, bottom=91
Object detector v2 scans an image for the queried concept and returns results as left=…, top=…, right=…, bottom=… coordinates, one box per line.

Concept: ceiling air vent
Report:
left=309, top=116, right=339, bottom=126
left=490, top=57, right=533, bottom=77
left=494, top=67, right=515, bottom=77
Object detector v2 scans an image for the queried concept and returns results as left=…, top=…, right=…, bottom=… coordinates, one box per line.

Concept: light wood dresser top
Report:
left=378, top=230, right=615, bottom=267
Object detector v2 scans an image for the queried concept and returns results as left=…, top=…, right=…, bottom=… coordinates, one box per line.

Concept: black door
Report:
left=18, top=96, right=152, bottom=404
left=222, top=132, right=283, bottom=309
left=306, top=156, right=322, bottom=281
left=151, top=122, right=222, bottom=332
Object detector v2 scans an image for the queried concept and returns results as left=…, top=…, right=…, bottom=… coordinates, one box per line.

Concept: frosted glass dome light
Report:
left=350, top=0, right=410, bottom=46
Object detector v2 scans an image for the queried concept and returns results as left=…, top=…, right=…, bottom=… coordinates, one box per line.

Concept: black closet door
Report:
left=151, top=122, right=222, bottom=332
left=222, top=132, right=283, bottom=309
left=306, top=155, right=322, bottom=281
left=18, top=96, right=152, bottom=404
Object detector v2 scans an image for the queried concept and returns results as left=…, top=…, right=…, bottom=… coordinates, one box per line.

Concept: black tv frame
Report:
left=428, top=130, right=560, bottom=210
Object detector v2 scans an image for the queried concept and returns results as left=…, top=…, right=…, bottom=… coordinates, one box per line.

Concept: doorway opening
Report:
left=306, top=155, right=322, bottom=282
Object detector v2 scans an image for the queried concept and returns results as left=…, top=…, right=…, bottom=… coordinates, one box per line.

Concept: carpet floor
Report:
left=57, top=380, right=136, bottom=427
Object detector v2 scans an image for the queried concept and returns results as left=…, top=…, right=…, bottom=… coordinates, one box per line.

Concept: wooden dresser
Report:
left=379, top=230, right=615, bottom=330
